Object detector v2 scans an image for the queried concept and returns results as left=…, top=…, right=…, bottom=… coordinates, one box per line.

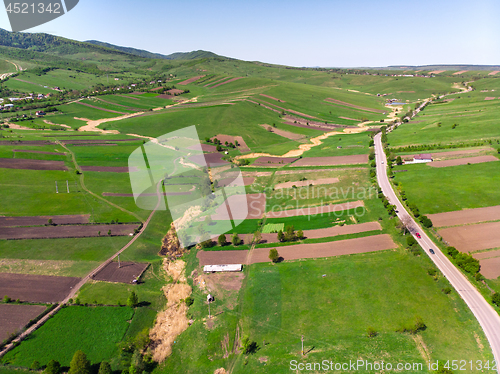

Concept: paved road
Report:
left=375, top=133, right=500, bottom=370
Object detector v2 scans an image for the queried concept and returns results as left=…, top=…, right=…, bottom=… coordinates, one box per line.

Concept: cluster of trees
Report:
left=444, top=246, right=480, bottom=275
left=379, top=193, right=397, bottom=217
left=277, top=225, right=304, bottom=242
left=217, top=233, right=242, bottom=247
left=206, top=137, right=237, bottom=150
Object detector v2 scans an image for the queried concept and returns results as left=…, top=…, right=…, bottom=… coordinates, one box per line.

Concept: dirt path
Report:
left=236, top=129, right=344, bottom=159
left=76, top=112, right=145, bottom=134
left=43, top=120, right=72, bottom=130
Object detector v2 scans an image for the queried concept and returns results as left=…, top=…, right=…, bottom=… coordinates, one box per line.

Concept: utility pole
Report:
left=301, top=335, right=304, bottom=356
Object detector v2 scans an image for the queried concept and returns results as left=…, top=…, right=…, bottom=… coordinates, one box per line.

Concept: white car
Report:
left=381, top=161, right=384, bottom=164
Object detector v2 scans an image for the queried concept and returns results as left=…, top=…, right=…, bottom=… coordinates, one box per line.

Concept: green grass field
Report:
left=1, top=306, right=134, bottom=367
left=388, top=91, right=500, bottom=147
left=262, top=223, right=284, bottom=233
left=393, top=162, right=500, bottom=214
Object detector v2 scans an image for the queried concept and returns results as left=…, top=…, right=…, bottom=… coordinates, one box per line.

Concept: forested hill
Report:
left=86, top=41, right=226, bottom=61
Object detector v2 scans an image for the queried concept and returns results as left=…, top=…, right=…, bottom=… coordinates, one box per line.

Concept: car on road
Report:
left=416, top=233, right=421, bottom=239
left=429, top=248, right=435, bottom=254
left=381, top=161, right=384, bottom=164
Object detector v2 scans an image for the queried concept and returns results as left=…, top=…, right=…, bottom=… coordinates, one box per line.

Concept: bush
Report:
left=201, top=239, right=215, bottom=248
left=231, top=233, right=241, bottom=246
left=406, top=236, right=417, bottom=247
left=492, top=292, right=500, bottom=307
left=442, top=287, right=452, bottom=294
left=475, top=273, right=485, bottom=281
left=396, top=316, right=426, bottom=334
left=445, top=246, right=458, bottom=258
left=218, top=234, right=227, bottom=246
left=3, top=295, right=11, bottom=303
left=420, top=215, right=433, bottom=228
left=297, top=229, right=304, bottom=239
left=427, top=268, right=437, bottom=276
left=68, top=350, right=90, bottom=374
left=184, top=296, right=194, bottom=307
left=44, top=360, right=61, bottom=374
left=455, top=253, right=480, bottom=274
left=367, top=327, right=377, bottom=338
left=127, top=291, right=138, bottom=307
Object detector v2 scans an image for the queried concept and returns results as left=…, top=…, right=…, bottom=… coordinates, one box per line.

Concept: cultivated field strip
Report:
left=0, top=223, right=138, bottom=240
left=0, top=273, right=80, bottom=303
left=428, top=205, right=500, bottom=227
left=0, top=214, right=90, bottom=227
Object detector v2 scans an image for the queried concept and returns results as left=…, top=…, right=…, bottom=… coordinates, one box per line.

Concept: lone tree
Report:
left=231, top=232, right=241, bottom=246
left=68, top=350, right=90, bottom=374
left=218, top=234, right=227, bottom=246
left=396, top=156, right=403, bottom=165
left=269, top=248, right=280, bottom=263
left=127, top=291, right=139, bottom=307
left=44, top=360, right=61, bottom=374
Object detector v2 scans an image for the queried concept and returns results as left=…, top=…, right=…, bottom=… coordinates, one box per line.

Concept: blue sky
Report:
left=1, top=0, right=499, bottom=67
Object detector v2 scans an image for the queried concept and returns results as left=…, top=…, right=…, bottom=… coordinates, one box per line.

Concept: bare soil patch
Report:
left=428, top=155, right=498, bottom=168
left=80, top=165, right=131, bottom=173
left=485, top=97, right=496, bottom=101
left=92, top=261, right=149, bottom=283
left=259, top=94, right=285, bottom=102
left=12, top=149, right=65, bottom=156
left=439, top=221, right=500, bottom=252
left=62, top=139, right=138, bottom=144
left=453, top=70, right=468, bottom=75
left=209, top=77, right=244, bottom=89
left=259, top=124, right=305, bottom=140
left=478, top=257, right=500, bottom=279
left=0, top=158, right=67, bottom=171
left=178, top=75, right=205, bottom=85
left=291, top=155, right=368, bottom=166
left=0, top=223, right=138, bottom=240
left=203, top=272, right=245, bottom=292
left=428, top=205, right=500, bottom=227
left=429, top=70, right=446, bottom=74
left=488, top=71, right=500, bottom=76
left=473, top=249, right=500, bottom=260
left=0, top=273, right=80, bottom=303
left=274, top=177, right=339, bottom=189
left=242, top=171, right=272, bottom=177
left=189, top=152, right=229, bottom=167
left=217, top=177, right=255, bottom=187
left=253, top=156, right=298, bottom=166
left=76, top=101, right=126, bottom=114
left=186, top=144, right=218, bottom=153
left=211, top=135, right=250, bottom=152
left=211, top=193, right=266, bottom=220
left=204, top=77, right=229, bottom=87
left=0, top=214, right=89, bottom=227
left=197, top=250, right=248, bottom=266
left=0, top=141, right=53, bottom=146
left=249, top=234, right=395, bottom=263
left=266, top=200, right=364, bottom=219
left=324, top=98, right=386, bottom=114
left=167, top=89, right=184, bottom=95
left=0, top=304, right=47, bottom=342
left=276, top=168, right=366, bottom=175
left=156, top=94, right=174, bottom=99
